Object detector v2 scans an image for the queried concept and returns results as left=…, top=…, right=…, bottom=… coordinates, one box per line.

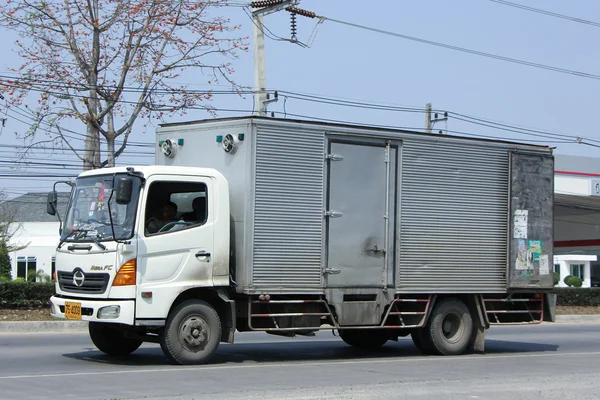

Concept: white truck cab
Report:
left=50, top=166, right=234, bottom=363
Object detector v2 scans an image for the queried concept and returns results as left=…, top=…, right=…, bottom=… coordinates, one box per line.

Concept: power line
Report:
left=318, top=16, right=600, bottom=81
left=488, top=0, right=600, bottom=28
left=263, top=109, right=572, bottom=144
left=276, top=90, right=600, bottom=144
left=0, top=143, right=155, bottom=154
left=0, top=74, right=255, bottom=97
left=3, top=104, right=155, bottom=148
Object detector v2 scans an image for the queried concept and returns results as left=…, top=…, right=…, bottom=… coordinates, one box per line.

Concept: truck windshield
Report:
left=62, top=174, right=141, bottom=243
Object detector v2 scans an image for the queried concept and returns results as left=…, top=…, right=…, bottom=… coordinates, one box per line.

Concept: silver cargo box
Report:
left=156, top=117, right=554, bottom=294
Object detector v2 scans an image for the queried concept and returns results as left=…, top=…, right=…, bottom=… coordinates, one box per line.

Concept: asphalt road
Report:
left=1, top=323, right=599, bottom=400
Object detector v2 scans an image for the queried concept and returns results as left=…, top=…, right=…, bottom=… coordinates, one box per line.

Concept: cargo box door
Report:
left=508, top=151, right=554, bottom=289
left=325, top=141, right=396, bottom=288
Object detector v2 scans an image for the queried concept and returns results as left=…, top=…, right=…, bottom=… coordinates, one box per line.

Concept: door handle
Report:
left=195, top=251, right=211, bottom=258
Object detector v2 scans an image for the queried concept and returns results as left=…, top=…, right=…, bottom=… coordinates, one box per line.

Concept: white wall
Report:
left=8, top=222, right=59, bottom=280
left=554, top=255, right=597, bottom=288
left=555, top=175, right=593, bottom=196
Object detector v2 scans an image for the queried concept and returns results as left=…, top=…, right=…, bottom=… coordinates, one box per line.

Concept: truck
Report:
left=47, top=116, right=556, bottom=365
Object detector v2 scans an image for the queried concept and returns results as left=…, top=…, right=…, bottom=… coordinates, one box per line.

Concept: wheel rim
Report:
left=178, top=314, right=210, bottom=352
left=441, top=313, right=463, bottom=343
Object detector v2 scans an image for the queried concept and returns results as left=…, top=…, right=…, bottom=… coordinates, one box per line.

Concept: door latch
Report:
left=323, top=267, right=341, bottom=275
left=325, top=153, right=344, bottom=161
left=324, top=210, right=343, bottom=218
left=366, top=245, right=386, bottom=254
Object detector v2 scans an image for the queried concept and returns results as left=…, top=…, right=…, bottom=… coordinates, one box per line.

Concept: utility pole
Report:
left=425, top=103, right=432, bottom=134
left=251, top=0, right=298, bottom=116
left=425, top=103, right=448, bottom=134
left=252, top=12, right=267, bottom=116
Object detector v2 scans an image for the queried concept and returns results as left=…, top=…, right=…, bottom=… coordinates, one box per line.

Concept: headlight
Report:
left=97, top=305, right=120, bottom=319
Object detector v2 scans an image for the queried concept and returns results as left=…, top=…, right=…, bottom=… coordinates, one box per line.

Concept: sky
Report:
left=0, top=0, right=599, bottom=199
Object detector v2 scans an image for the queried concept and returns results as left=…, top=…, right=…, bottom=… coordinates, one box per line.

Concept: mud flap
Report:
left=543, top=293, right=557, bottom=322
left=217, top=289, right=236, bottom=343
left=467, top=316, right=486, bottom=354
left=467, top=295, right=487, bottom=354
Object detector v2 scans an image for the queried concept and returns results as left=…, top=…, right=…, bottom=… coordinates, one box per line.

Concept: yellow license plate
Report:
left=64, top=301, right=82, bottom=320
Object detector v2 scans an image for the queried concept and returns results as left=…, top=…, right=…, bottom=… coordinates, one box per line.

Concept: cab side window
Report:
left=144, top=181, right=208, bottom=236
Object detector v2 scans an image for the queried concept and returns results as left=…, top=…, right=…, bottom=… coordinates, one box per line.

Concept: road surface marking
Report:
left=1, top=350, right=600, bottom=380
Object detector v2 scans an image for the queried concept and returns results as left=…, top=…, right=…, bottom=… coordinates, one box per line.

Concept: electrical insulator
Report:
left=251, top=0, right=284, bottom=8
left=290, top=12, right=297, bottom=42
left=285, top=6, right=316, bottom=18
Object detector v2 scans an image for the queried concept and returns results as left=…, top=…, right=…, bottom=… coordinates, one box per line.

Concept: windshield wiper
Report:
left=57, top=229, right=96, bottom=249
left=57, top=229, right=78, bottom=249
left=90, top=236, right=107, bottom=251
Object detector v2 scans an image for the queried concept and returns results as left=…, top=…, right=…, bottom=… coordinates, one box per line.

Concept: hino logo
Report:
left=73, top=270, right=85, bottom=287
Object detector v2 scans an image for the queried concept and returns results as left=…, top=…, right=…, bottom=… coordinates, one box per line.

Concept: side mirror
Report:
left=46, top=191, right=57, bottom=216
left=116, top=177, right=133, bottom=205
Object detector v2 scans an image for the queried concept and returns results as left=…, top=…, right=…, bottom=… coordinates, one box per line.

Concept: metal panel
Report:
left=252, top=124, right=325, bottom=289
left=326, top=142, right=390, bottom=288
left=508, top=152, right=554, bottom=289
left=398, top=140, right=510, bottom=292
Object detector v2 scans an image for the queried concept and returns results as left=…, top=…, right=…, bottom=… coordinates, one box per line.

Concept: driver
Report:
left=146, top=201, right=179, bottom=233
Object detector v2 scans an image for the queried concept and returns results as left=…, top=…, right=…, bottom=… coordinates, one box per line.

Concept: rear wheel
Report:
left=338, top=329, right=390, bottom=349
left=160, top=300, right=221, bottom=365
left=89, top=322, right=142, bottom=357
left=428, top=298, right=473, bottom=355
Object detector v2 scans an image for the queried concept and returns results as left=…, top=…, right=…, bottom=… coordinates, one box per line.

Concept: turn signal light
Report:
left=113, top=259, right=136, bottom=286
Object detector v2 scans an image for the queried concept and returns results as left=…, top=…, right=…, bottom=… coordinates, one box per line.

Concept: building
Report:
left=554, top=155, right=600, bottom=287
left=3, top=192, right=69, bottom=281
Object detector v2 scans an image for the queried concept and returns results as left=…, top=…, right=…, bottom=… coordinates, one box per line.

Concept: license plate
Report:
left=64, top=301, right=82, bottom=320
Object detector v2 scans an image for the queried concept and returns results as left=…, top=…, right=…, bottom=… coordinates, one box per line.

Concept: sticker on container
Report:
left=527, top=239, right=542, bottom=268
left=539, top=254, right=550, bottom=275
left=516, top=239, right=528, bottom=270
left=513, top=209, right=528, bottom=239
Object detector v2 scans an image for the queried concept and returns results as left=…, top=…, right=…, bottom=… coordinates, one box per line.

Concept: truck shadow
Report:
left=62, top=338, right=559, bottom=367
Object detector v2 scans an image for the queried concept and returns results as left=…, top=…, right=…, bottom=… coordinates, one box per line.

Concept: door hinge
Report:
left=324, top=210, right=343, bottom=218
left=324, top=267, right=341, bottom=275
left=325, top=153, right=344, bottom=161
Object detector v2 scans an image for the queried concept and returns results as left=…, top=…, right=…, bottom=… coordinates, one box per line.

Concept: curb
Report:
left=555, top=315, right=600, bottom=324
left=1, top=315, right=600, bottom=333
left=0, top=320, right=88, bottom=333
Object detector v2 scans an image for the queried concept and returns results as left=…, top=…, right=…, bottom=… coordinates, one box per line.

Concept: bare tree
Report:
left=0, top=0, right=248, bottom=169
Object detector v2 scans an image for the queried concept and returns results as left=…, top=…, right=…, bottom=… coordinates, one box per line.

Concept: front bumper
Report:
left=50, top=296, right=135, bottom=325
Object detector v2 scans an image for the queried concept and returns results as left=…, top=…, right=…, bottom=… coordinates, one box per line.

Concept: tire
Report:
left=427, top=298, right=473, bottom=355
left=160, top=300, right=221, bottom=365
left=88, top=322, right=142, bottom=357
left=338, top=329, right=390, bottom=349
left=410, top=328, right=436, bottom=355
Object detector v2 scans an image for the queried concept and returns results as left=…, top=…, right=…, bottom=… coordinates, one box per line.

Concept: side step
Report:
left=247, top=295, right=433, bottom=332
left=248, top=298, right=336, bottom=332
left=482, top=294, right=544, bottom=324
left=381, top=295, right=432, bottom=328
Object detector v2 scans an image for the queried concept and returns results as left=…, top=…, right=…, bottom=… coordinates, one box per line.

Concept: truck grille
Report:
left=58, top=271, right=110, bottom=294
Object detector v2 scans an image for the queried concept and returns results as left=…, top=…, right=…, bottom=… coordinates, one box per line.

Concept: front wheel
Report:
left=160, top=300, right=222, bottom=365
left=338, top=329, right=390, bottom=349
left=88, top=322, right=142, bottom=357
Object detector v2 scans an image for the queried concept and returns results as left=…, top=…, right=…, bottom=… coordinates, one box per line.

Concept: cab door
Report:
left=135, top=175, right=214, bottom=321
